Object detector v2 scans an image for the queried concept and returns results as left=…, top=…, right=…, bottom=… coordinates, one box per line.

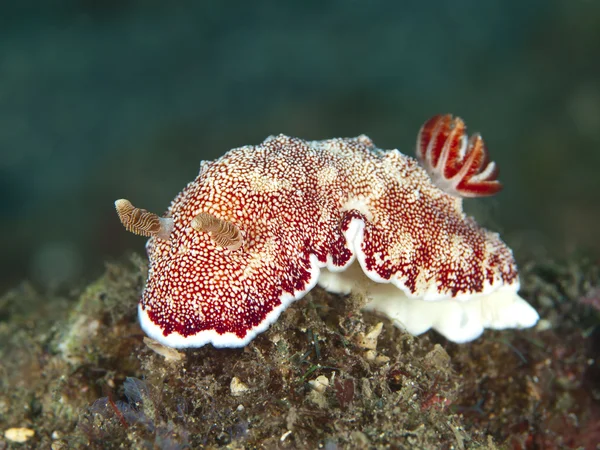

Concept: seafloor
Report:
left=0, top=252, right=599, bottom=449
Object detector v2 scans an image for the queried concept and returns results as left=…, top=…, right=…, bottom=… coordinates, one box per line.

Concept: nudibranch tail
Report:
left=191, top=212, right=243, bottom=251
left=114, top=199, right=174, bottom=241
left=416, top=114, right=503, bottom=197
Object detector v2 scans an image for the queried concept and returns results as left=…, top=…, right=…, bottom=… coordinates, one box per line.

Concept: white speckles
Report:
left=369, top=178, right=387, bottom=201
left=373, top=252, right=386, bottom=265
left=248, top=168, right=292, bottom=192
left=341, top=195, right=373, bottom=221
left=357, top=134, right=374, bottom=147
left=414, top=268, right=436, bottom=296
left=388, top=233, right=416, bottom=262
left=135, top=133, right=532, bottom=349
left=317, top=166, right=339, bottom=186
left=242, top=238, right=278, bottom=280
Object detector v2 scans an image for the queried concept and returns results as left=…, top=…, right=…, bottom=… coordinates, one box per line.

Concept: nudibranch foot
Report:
left=321, top=261, right=538, bottom=343
left=416, top=114, right=503, bottom=198
left=116, top=121, right=538, bottom=349
left=318, top=222, right=539, bottom=343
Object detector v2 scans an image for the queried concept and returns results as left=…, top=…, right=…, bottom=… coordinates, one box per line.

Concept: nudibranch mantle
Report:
left=116, top=122, right=538, bottom=348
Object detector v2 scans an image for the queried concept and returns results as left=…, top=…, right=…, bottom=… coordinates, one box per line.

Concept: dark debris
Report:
left=0, top=254, right=599, bottom=449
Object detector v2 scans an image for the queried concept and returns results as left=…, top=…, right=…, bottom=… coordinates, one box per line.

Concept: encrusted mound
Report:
left=132, top=133, right=538, bottom=348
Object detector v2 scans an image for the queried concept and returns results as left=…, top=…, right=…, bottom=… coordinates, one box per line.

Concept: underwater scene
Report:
left=1, top=1, right=600, bottom=448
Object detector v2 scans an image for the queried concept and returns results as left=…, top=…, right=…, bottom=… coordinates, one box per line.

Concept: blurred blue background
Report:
left=1, top=0, right=599, bottom=293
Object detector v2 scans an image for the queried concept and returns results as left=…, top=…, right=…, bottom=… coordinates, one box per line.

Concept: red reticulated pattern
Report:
left=141, top=133, right=517, bottom=341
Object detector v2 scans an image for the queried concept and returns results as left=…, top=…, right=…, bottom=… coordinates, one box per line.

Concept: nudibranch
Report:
left=115, top=115, right=539, bottom=348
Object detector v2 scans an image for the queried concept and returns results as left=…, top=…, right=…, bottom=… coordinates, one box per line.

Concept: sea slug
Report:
left=115, top=115, right=539, bottom=348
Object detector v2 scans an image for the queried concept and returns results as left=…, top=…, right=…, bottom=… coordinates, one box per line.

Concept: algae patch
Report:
left=0, top=253, right=599, bottom=448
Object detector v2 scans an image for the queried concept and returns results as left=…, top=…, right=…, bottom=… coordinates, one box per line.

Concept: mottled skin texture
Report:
left=142, top=134, right=518, bottom=342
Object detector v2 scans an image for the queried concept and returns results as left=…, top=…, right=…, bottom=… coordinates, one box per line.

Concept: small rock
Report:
left=357, top=322, right=384, bottom=350
left=375, top=354, right=390, bottom=365
left=308, top=375, right=329, bottom=393
left=286, top=406, right=298, bottom=430
left=280, top=430, right=293, bottom=442
left=215, top=431, right=231, bottom=445
left=535, top=318, right=552, bottom=332
left=364, top=349, right=377, bottom=361
left=350, top=430, right=370, bottom=446
left=230, top=377, right=249, bottom=396
left=308, top=389, right=328, bottom=408
left=360, top=378, right=373, bottom=400
left=423, top=344, right=451, bottom=371
left=144, top=337, right=185, bottom=361
left=51, top=440, right=69, bottom=450
left=4, top=427, right=35, bottom=443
